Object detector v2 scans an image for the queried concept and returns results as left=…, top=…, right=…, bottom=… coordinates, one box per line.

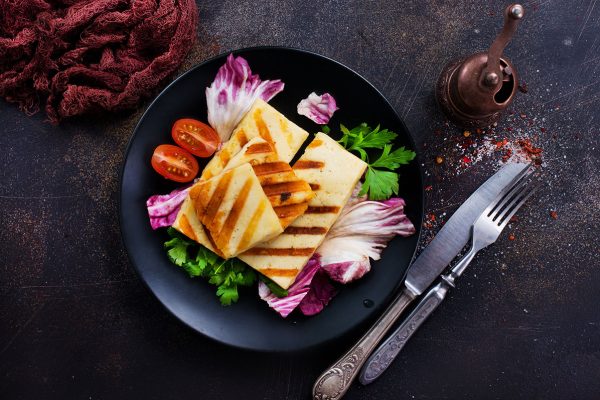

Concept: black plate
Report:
left=120, top=47, right=423, bottom=352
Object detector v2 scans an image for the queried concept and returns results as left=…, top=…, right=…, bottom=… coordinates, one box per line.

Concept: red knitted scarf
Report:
left=0, top=0, right=198, bottom=123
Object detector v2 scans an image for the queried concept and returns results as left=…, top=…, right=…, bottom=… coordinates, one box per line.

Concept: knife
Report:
left=359, top=164, right=535, bottom=384
left=312, top=162, right=530, bottom=400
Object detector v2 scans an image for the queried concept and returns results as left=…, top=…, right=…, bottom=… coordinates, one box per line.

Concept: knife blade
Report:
left=404, top=162, right=529, bottom=296
left=359, top=163, right=535, bottom=385
left=312, top=162, right=530, bottom=400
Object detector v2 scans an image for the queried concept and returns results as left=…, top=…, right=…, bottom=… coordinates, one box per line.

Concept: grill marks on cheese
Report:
left=189, top=164, right=283, bottom=259
left=226, top=138, right=314, bottom=228
left=200, top=99, right=309, bottom=180
left=238, top=133, right=368, bottom=289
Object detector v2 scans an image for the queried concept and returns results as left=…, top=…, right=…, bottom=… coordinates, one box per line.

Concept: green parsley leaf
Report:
left=370, top=145, right=416, bottom=170
left=164, top=229, right=257, bottom=306
left=216, top=285, right=239, bottom=306
left=329, top=123, right=415, bottom=201
left=164, top=237, right=189, bottom=267
left=360, top=167, right=399, bottom=201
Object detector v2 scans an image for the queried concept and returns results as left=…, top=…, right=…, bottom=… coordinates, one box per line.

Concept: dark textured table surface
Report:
left=2, top=1, right=599, bottom=399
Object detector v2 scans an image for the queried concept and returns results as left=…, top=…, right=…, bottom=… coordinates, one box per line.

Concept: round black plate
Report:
left=120, top=47, right=423, bottom=352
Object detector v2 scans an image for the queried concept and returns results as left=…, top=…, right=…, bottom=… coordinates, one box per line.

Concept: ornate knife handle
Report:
left=358, top=281, right=450, bottom=385
left=312, top=288, right=415, bottom=400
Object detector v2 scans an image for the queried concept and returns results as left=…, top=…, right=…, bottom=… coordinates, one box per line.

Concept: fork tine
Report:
left=497, top=183, right=538, bottom=228
left=490, top=171, right=532, bottom=221
left=485, top=164, right=534, bottom=218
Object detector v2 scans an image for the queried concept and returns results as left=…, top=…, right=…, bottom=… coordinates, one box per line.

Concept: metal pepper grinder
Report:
left=436, top=4, right=525, bottom=128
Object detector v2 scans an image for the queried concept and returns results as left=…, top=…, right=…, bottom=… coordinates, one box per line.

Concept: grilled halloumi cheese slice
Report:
left=173, top=137, right=314, bottom=250
left=189, top=163, right=284, bottom=259
left=201, top=99, right=309, bottom=180
left=238, top=133, right=368, bottom=289
left=172, top=196, right=219, bottom=254
left=223, top=136, right=314, bottom=227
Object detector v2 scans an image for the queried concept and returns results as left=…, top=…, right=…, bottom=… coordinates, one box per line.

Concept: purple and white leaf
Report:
left=258, top=257, right=321, bottom=318
left=297, top=92, right=338, bottom=124
left=146, top=186, right=191, bottom=230
left=298, top=268, right=338, bottom=316
left=319, top=188, right=415, bottom=284
left=206, top=54, right=284, bottom=141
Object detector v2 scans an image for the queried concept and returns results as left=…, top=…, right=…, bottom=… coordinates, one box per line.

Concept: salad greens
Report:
left=164, top=227, right=257, bottom=305
left=334, top=123, right=416, bottom=200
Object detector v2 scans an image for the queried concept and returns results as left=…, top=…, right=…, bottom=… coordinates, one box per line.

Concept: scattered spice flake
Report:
left=540, top=127, right=546, bottom=133
left=510, top=215, right=519, bottom=223
left=508, top=233, right=516, bottom=241
left=550, top=210, right=558, bottom=220
left=424, top=185, right=433, bottom=191
left=501, top=148, right=513, bottom=162
left=463, top=130, right=471, bottom=137
left=518, top=139, right=543, bottom=155
left=520, top=113, right=527, bottom=119
left=461, top=156, right=472, bottom=164
left=476, top=128, right=483, bottom=134
left=428, top=213, right=436, bottom=222
left=496, top=138, right=508, bottom=148
left=435, top=156, right=444, bottom=164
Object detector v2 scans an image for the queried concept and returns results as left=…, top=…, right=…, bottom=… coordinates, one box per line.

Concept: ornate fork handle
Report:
left=359, top=281, right=449, bottom=385
left=312, top=288, right=415, bottom=400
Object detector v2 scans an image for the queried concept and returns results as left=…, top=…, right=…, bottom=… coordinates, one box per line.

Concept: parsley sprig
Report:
left=164, top=227, right=257, bottom=305
left=335, top=123, right=416, bottom=200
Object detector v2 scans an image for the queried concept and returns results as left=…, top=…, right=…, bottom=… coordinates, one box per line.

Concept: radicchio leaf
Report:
left=146, top=186, right=191, bottom=230
left=298, top=268, right=338, bottom=316
left=297, top=92, right=338, bottom=124
left=258, top=257, right=321, bottom=318
left=206, top=54, right=284, bottom=141
left=319, top=188, right=415, bottom=284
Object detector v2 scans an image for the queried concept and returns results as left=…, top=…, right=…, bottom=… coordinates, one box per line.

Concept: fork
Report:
left=358, top=167, right=538, bottom=385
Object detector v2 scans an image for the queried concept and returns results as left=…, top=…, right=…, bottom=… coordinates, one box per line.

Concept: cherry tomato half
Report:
left=151, top=144, right=199, bottom=183
left=171, top=118, right=220, bottom=158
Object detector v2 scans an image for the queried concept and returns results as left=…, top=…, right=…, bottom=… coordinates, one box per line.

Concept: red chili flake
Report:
left=550, top=210, right=558, bottom=220
left=507, top=127, right=513, bottom=132
left=476, top=128, right=483, bottom=134
left=435, top=156, right=444, bottom=164
left=424, top=185, right=433, bottom=191
left=501, top=148, right=513, bottom=162
left=423, top=222, right=433, bottom=229
left=518, top=139, right=543, bottom=155
left=461, top=156, right=471, bottom=163
left=510, top=215, right=519, bottom=223
left=496, top=138, right=508, bottom=148
left=428, top=213, right=436, bottom=222
left=463, top=130, right=471, bottom=137
left=508, top=233, right=516, bottom=241
left=520, top=113, right=527, bottom=119
left=540, top=128, right=546, bottom=133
